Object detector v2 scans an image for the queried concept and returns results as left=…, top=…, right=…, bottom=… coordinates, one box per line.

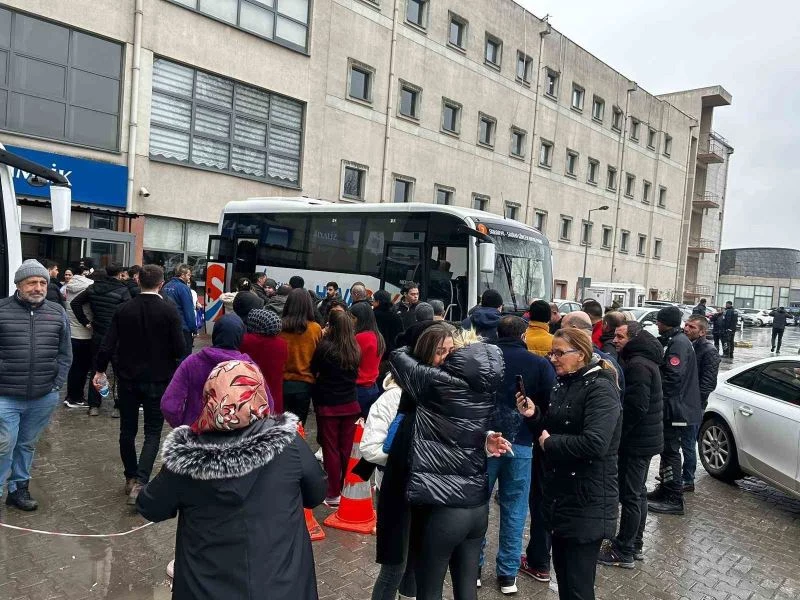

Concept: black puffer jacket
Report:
left=692, top=337, right=720, bottom=408
left=658, top=328, right=702, bottom=426
left=619, top=331, right=664, bottom=456
left=390, top=342, right=504, bottom=508
left=71, top=277, right=131, bottom=337
left=526, top=365, right=621, bottom=543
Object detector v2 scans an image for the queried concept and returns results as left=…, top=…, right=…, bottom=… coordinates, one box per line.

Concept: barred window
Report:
left=149, top=58, right=304, bottom=186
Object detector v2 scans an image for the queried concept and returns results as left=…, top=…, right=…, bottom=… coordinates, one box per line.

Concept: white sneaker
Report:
left=315, top=448, right=323, bottom=462
left=498, top=576, right=518, bottom=594
left=166, top=559, right=174, bottom=579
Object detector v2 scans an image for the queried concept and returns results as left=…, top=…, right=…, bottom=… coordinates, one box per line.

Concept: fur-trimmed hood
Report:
left=162, top=413, right=299, bottom=481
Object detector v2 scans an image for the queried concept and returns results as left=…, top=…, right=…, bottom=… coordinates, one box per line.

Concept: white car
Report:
left=618, top=306, right=691, bottom=338
left=740, top=309, right=773, bottom=327
left=699, top=357, right=800, bottom=499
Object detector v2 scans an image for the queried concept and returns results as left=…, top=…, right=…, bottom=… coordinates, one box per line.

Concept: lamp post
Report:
left=580, top=205, right=609, bottom=301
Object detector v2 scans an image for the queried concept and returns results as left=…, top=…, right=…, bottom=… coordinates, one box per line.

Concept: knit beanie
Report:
left=247, top=309, right=282, bottom=336
left=656, top=306, right=683, bottom=328
left=14, top=259, right=50, bottom=284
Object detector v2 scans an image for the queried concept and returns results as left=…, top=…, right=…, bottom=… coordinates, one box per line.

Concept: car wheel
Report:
left=755, top=319, right=763, bottom=327
left=699, top=418, right=743, bottom=482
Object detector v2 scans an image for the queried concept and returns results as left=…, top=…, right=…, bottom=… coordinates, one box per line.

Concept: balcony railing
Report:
left=684, top=283, right=712, bottom=296
left=688, top=237, right=716, bottom=253
left=697, top=132, right=727, bottom=164
left=693, top=192, right=721, bottom=209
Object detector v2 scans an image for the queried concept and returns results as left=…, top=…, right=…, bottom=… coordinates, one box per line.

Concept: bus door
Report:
left=231, top=236, right=259, bottom=288
left=380, top=242, right=425, bottom=302
left=204, top=235, right=233, bottom=332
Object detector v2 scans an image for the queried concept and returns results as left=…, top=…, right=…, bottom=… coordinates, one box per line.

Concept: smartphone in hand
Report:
left=516, top=375, right=531, bottom=409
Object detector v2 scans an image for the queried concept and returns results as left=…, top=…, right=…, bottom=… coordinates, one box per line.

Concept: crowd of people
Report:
left=0, top=260, right=725, bottom=600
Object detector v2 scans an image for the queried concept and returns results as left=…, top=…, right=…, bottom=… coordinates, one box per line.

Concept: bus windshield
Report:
left=483, top=227, right=551, bottom=313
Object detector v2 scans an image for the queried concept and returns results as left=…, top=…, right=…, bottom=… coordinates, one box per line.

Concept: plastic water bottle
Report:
left=96, top=373, right=110, bottom=398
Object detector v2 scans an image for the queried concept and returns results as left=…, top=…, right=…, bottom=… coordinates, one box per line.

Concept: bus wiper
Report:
left=501, top=254, right=519, bottom=312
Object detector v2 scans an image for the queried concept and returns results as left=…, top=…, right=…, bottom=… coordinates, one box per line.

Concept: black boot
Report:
left=648, top=493, right=684, bottom=515
left=6, top=481, right=38, bottom=511
left=646, top=484, right=667, bottom=501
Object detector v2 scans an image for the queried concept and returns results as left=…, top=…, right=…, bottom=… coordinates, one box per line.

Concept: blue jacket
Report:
left=490, top=337, right=555, bottom=447
left=162, top=277, right=196, bottom=333
left=462, top=307, right=502, bottom=340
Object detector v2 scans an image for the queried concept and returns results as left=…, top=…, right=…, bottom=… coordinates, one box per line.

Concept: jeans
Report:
left=0, top=391, right=60, bottom=495
left=613, top=453, right=651, bottom=558
left=357, top=383, right=381, bottom=419
left=772, top=328, right=784, bottom=351
left=526, top=450, right=552, bottom=571
left=117, top=379, right=167, bottom=484
left=371, top=561, right=417, bottom=600
left=283, top=381, right=312, bottom=425
left=413, top=503, right=489, bottom=600
left=66, top=338, right=93, bottom=403
left=680, top=424, right=700, bottom=485
left=658, top=424, right=684, bottom=497
left=317, top=413, right=358, bottom=499
left=551, top=536, right=602, bottom=600
left=480, top=444, right=532, bottom=577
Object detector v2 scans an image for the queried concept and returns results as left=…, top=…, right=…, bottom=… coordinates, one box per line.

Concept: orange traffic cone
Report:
left=323, top=419, right=377, bottom=535
left=297, top=423, right=326, bottom=542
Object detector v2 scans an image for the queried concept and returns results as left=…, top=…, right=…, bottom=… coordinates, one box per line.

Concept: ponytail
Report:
left=597, top=358, right=620, bottom=390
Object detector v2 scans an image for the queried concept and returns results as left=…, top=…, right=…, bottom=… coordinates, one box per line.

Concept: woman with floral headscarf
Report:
left=137, top=360, right=327, bottom=600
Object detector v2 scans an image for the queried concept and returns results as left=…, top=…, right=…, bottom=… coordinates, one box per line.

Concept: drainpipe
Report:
left=609, top=82, right=637, bottom=283
left=379, top=0, right=400, bottom=203
left=523, top=17, right=551, bottom=224
left=125, top=0, right=143, bottom=215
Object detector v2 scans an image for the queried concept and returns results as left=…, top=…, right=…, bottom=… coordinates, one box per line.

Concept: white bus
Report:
left=205, top=198, right=552, bottom=323
left=0, top=144, right=72, bottom=297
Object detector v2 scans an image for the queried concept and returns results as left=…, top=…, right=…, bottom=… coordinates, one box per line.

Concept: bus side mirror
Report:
left=478, top=242, right=495, bottom=274
left=50, top=185, right=71, bottom=234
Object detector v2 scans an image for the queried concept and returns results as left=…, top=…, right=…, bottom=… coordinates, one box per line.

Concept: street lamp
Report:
left=580, top=205, right=609, bottom=301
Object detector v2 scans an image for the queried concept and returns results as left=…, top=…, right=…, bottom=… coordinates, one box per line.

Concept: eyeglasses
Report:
left=546, top=349, right=581, bottom=360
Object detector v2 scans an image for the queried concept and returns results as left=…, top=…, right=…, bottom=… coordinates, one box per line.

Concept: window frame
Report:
left=581, top=220, right=593, bottom=246
left=592, top=96, right=605, bottom=122
left=629, top=118, right=640, bottom=142
left=510, top=127, right=527, bottom=159
left=441, top=97, right=462, bottom=136
left=571, top=83, right=585, bottom=112
left=544, top=68, right=559, bottom=99
left=642, top=180, right=652, bottom=204
left=340, top=160, right=368, bottom=202
left=472, top=193, right=490, bottom=211
left=559, top=216, right=572, bottom=242
left=663, top=134, right=673, bottom=157
left=565, top=149, right=579, bottom=178
left=516, top=51, right=533, bottom=84
left=601, top=225, right=612, bottom=249
left=447, top=11, right=468, bottom=51
left=397, top=79, right=422, bottom=121
left=658, top=186, right=667, bottom=208
left=587, top=157, right=599, bottom=185
left=484, top=33, right=503, bottom=69
left=624, top=172, right=636, bottom=198
left=393, top=174, right=415, bottom=203
left=611, top=106, right=623, bottom=132
left=637, top=233, right=647, bottom=257
left=606, top=166, right=617, bottom=191
left=435, top=184, right=455, bottom=206
left=505, top=202, right=520, bottom=220
left=647, top=127, right=657, bottom=150
left=477, top=112, right=497, bottom=149
left=620, top=229, right=630, bottom=253
left=534, top=210, right=547, bottom=233
left=347, top=58, right=375, bottom=105
left=405, top=0, right=429, bottom=30
left=653, top=238, right=662, bottom=259
left=538, top=139, right=553, bottom=168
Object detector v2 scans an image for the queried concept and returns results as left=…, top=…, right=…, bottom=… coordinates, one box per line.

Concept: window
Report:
left=658, top=186, right=667, bottom=207
left=341, top=161, right=367, bottom=201
left=637, top=234, right=647, bottom=256
left=602, top=226, right=612, bottom=249
left=307, top=215, right=363, bottom=273
left=478, top=113, right=496, bottom=147
left=516, top=52, right=533, bottom=84
left=571, top=84, right=585, bottom=111
left=406, top=0, right=428, bottom=28
left=620, top=230, right=630, bottom=253
left=448, top=12, right=467, bottom=49
left=168, top=0, right=310, bottom=51
left=560, top=216, right=572, bottom=241
left=752, top=362, right=800, bottom=404
left=485, top=34, right=502, bottom=68
left=625, top=173, right=635, bottom=198
left=348, top=60, right=374, bottom=103
left=510, top=128, right=527, bottom=158
left=647, top=127, right=657, bottom=149
left=606, top=166, right=617, bottom=191
left=441, top=98, right=461, bottom=134
left=0, top=10, right=124, bottom=150
left=505, top=203, right=520, bottom=220
left=653, top=238, right=662, bottom=259
left=435, top=185, right=454, bottom=205
left=664, top=134, right=673, bottom=157
left=581, top=221, right=592, bottom=246
left=612, top=106, right=623, bottom=131
left=780, top=287, right=790, bottom=307
left=539, top=140, right=553, bottom=167
left=90, top=214, right=116, bottom=230
left=393, top=176, right=414, bottom=203
left=544, top=69, right=559, bottom=98
left=587, top=158, right=599, bottom=184
left=592, top=96, right=604, bottom=122
left=472, top=194, right=489, bottom=211
left=144, top=216, right=217, bottom=281
left=149, top=58, right=304, bottom=185
left=565, top=150, right=578, bottom=177
left=642, top=180, right=652, bottom=204
left=534, top=211, right=547, bottom=232
left=630, top=118, right=640, bottom=141
left=398, top=81, right=421, bottom=120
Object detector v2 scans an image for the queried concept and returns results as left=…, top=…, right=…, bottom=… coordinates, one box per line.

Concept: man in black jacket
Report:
left=769, top=307, right=788, bottom=353
left=598, top=321, right=664, bottom=568
left=71, top=264, right=132, bottom=416
left=721, top=301, right=738, bottom=359
left=44, top=259, right=64, bottom=306
left=93, top=265, right=184, bottom=504
left=682, top=316, right=720, bottom=491
left=599, top=311, right=625, bottom=358
left=692, top=298, right=707, bottom=316
left=648, top=306, right=701, bottom=515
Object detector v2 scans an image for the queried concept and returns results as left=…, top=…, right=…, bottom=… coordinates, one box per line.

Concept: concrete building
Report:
left=718, top=248, right=800, bottom=309
left=1, top=0, right=734, bottom=301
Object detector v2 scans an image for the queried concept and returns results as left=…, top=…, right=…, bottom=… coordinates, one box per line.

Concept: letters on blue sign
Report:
left=6, top=145, right=128, bottom=209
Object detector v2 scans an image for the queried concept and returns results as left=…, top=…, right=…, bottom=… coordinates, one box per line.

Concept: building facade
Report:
left=718, top=248, right=800, bottom=309
left=1, top=0, right=733, bottom=300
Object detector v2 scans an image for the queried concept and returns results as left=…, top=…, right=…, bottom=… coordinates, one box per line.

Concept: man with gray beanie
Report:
left=0, top=259, right=72, bottom=511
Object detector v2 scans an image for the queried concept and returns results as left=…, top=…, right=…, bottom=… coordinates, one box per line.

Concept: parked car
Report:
left=618, top=306, right=691, bottom=338
left=553, top=299, right=582, bottom=317
left=699, top=357, right=800, bottom=500
left=740, top=309, right=773, bottom=327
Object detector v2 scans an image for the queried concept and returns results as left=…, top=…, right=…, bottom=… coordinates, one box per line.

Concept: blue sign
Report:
left=6, top=145, right=128, bottom=209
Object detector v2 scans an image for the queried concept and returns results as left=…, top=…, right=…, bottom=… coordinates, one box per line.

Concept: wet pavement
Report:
left=1, top=326, right=799, bottom=599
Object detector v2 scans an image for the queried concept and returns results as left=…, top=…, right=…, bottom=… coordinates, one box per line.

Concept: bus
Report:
left=205, top=198, right=552, bottom=324
left=0, top=144, right=72, bottom=297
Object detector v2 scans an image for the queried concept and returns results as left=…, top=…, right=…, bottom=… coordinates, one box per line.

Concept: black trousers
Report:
left=551, top=536, right=602, bottom=600
left=284, top=382, right=312, bottom=426
left=712, top=331, right=721, bottom=351
left=118, top=379, right=167, bottom=484
left=722, top=330, right=735, bottom=358
left=413, top=504, right=489, bottom=600
left=771, top=328, right=784, bottom=351
left=658, top=424, right=683, bottom=497
left=66, top=338, right=93, bottom=403
left=526, top=450, right=552, bottom=571
left=181, top=330, right=194, bottom=360
left=614, top=453, right=651, bottom=557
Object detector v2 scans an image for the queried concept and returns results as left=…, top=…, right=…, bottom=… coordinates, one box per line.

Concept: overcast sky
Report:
left=516, top=0, right=799, bottom=250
